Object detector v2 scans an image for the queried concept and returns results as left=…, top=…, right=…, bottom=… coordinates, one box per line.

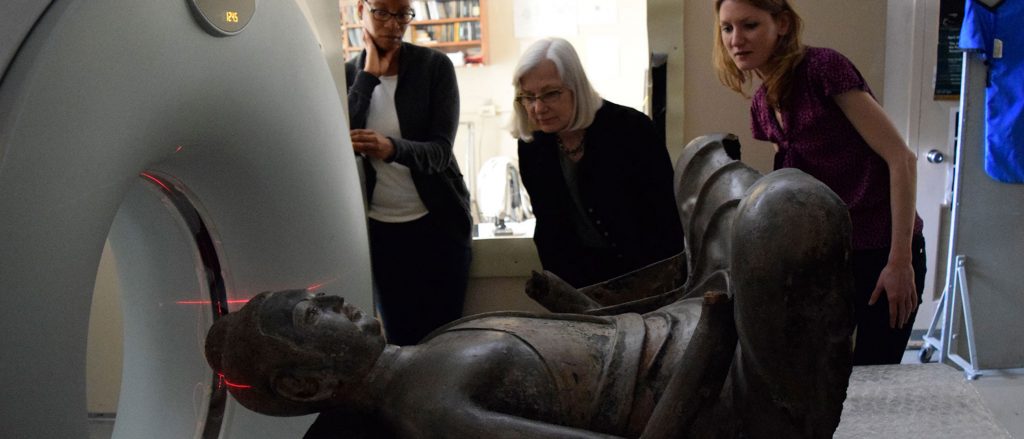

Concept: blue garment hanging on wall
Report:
left=959, top=0, right=1024, bottom=183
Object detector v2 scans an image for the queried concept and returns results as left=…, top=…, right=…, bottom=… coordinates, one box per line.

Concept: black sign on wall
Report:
left=935, top=0, right=965, bottom=100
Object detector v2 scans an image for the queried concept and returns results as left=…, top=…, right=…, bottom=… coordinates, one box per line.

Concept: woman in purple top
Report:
left=713, top=0, right=926, bottom=365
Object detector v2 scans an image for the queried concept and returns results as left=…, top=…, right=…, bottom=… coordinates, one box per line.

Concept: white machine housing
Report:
left=0, top=0, right=372, bottom=437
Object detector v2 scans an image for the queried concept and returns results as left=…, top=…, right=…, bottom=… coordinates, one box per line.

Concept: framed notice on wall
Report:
left=934, top=0, right=965, bottom=100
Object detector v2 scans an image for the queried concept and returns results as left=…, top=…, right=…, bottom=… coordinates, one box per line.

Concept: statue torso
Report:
left=431, top=302, right=700, bottom=436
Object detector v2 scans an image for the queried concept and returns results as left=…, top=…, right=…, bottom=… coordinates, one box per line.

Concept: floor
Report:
left=900, top=348, right=1024, bottom=438
left=86, top=347, right=1023, bottom=438
left=88, top=417, right=114, bottom=439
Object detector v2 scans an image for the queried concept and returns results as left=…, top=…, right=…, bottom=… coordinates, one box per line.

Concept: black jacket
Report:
left=518, top=101, right=685, bottom=287
left=345, top=43, right=471, bottom=245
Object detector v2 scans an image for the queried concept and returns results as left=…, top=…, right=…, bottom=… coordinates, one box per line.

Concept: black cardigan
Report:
left=518, top=101, right=685, bottom=287
left=345, top=43, right=471, bottom=245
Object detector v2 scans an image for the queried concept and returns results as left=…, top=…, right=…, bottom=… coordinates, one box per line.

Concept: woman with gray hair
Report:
left=512, top=37, right=685, bottom=288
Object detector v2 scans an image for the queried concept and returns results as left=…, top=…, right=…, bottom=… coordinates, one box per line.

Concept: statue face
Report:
left=261, top=290, right=387, bottom=385
left=291, top=291, right=382, bottom=340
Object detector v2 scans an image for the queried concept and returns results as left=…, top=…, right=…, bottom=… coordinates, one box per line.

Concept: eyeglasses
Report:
left=363, top=0, right=416, bottom=24
left=515, top=88, right=567, bottom=107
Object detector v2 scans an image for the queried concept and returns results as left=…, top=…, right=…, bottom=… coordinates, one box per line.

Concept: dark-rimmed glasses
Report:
left=363, top=0, right=416, bottom=24
left=515, top=88, right=567, bottom=107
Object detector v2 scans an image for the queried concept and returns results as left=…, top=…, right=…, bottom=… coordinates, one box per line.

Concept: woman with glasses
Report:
left=345, top=0, right=471, bottom=346
left=511, top=37, right=685, bottom=289
left=713, top=0, right=925, bottom=365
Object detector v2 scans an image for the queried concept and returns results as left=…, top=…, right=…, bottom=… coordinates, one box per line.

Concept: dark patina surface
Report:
left=206, top=134, right=855, bottom=438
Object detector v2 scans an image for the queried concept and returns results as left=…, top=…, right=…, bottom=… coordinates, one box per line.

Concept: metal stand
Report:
left=920, top=255, right=981, bottom=380
left=918, top=51, right=991, bottom=380
left=920, top=286, right=947, bottom=363
left=945, top=256, right=981, bottom=379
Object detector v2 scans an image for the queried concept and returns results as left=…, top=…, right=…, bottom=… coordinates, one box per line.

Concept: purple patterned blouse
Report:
left=751, top=47, right=923, bottom=250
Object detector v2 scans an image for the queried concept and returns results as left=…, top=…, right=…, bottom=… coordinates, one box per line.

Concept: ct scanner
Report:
left=1, top=0, right=374, bottom=437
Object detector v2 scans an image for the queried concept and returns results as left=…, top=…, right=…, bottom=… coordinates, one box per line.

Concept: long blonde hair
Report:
left=713, top=0, right=805, bottom=109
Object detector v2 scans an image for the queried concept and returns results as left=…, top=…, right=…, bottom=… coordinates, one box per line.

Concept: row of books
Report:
left=411, top=0, right=481, bottom=20
left=415, top=21, right=482, bottom=44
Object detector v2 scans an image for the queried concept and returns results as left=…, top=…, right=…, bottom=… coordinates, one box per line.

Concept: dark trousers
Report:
left=368, top=215, right=470, bottom=346
left=851, top=234, right=927, bottom=365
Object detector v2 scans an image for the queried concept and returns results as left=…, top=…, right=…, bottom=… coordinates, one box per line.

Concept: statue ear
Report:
left=271, top=370, right=338, bottom=403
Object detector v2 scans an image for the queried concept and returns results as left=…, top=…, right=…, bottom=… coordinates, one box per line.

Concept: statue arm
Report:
left=525, top=251, right=688, bottom=315
left=525, top=270, right=602, bottom=313
left=640, top=292, right=737, bottom=439
left=438, top=406, right=625, bottom=439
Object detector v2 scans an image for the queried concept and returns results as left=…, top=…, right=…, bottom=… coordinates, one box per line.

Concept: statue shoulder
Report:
left=379, top=328, right=563, bottom=433
left=422, top=310, right=614, bottom=339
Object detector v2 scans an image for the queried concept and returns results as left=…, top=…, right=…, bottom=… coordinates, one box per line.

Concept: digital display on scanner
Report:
left=188, top=0, right=256, bottom=37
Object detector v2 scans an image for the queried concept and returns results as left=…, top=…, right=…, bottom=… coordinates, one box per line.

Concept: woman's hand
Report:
left=351, top=129, right=396, bottom=161
left=869, top=260, right=918, bottom=328
left=361, top=30, right=397, bottom=77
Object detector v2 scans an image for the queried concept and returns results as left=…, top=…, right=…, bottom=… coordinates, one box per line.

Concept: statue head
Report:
left=204, top=289, right=386, bottom=416
left=730, top=169, right=855, bottom=436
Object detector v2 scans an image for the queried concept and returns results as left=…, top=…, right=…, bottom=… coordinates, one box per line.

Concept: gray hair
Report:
left=510, top=37, right=603, bottom=142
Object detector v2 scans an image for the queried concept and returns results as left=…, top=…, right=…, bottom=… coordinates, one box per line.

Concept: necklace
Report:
left=557, top=133, right=585, bottom=158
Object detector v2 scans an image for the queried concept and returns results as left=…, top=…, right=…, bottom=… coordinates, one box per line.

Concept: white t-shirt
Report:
left=365, top=75, right=429, bottom=222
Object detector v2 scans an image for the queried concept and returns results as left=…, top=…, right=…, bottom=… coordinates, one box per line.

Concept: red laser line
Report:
left=218, top=373, right=252, bottom=389
left=139, top=172, right=172, bottom=193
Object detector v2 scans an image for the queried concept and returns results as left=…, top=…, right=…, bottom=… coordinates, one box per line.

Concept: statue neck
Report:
left=361, top=344, right=420, bottom=401
left=729, top=349, right=842, bottom=437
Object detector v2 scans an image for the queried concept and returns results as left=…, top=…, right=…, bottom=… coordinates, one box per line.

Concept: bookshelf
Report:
left=340, top=0, right=488, bottom=66
left=339, top=1, right=364, bottom=59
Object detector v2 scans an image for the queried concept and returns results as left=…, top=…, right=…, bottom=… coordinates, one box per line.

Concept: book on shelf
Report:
left=409, top=0, right=482, bottom=21
left=411, top=0, right=428, bottom=20
left=418, top=21, right=480, bottom=44
left=426, top=0, right=440, bottom=20
left=459, top=0, right=480, bottom=17
left=414, top=29, right=433, bottom=43
left=436, top=0, right=449, bottom=19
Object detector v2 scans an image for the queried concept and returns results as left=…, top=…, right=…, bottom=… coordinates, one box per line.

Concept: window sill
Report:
left=469, top=225, right=540, bottom=278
